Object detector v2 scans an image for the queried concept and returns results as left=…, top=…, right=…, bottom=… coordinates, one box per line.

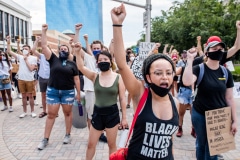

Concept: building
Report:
left=45, top=0, right=103, bottom=46
left=33, top=30, right=72, bottom=52
left=0, top=0, right=32, bottom=51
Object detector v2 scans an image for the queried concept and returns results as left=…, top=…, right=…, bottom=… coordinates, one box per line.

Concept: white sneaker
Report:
left=1, top=106, right=8, bottom=111
left=34, top=100, right=39, bottom=106
left=19, top=113, right=27, bottom=118
left=31, top=112, right=37, bottom=118
left=9, top=107, right=13, bottom=112
left=18, top=94, right=22, bottom=99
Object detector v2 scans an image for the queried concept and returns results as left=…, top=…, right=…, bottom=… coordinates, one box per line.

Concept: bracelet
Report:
left=112, top=24, right=122, bottom=27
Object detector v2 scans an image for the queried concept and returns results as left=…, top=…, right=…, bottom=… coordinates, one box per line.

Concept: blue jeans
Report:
left=191, top=107, right=217, bottom=160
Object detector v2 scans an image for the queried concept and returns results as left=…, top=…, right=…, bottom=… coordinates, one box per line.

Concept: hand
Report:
left=155, top=43, right=161, bottom=48
left=187, top=47, right=197, bottom=60
left=36, top=36, right=41, bottom=42
left=42, top=24, right=48, bottom=31
left=69, top=38, right=74, bottom=48
left=236, top=20, right=240, bottom=30
left=74, top=42, right=82, bottom=52
left=75, top=93, right=81, bottom=103
left=83, top=34, right=88, bottom=41
left=17, top=38, right=20, bottom=44
left=165, top=44, right=169, bottom=47
left=6, top=36, right=11, bottom=43
left=111, top=3, right=126, bottom=25
left=120, top=118, right=128, bottom=130
left=75, top=23, right=83, bottom=31
left=231, top=121, right=237, bottom=136
left=197, top=36, right=201, bottom=41
left=170, top=45, right=174, bottom=48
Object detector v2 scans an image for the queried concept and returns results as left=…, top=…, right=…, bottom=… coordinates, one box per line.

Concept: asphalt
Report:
left=0, top=92, right=239, bottom=160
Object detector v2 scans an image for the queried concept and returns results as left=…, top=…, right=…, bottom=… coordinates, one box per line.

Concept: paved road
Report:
left=0, top=92, right=239, bottom=160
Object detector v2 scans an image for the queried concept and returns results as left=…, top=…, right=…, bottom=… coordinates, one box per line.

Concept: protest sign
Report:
left=233, top=82, right=240, bottom=98
left=131, top=42, right=155, bottom=80
left=205, top=107, right=235, bottom=156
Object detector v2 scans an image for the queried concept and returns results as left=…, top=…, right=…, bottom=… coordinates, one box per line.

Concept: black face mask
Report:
left=150, top=83, right=172, bottom=97
left=98, top=62, right=110, bottom=72
left=207, top=50, right=224, bottom=61
left=59, top=51, right=69, bottom=61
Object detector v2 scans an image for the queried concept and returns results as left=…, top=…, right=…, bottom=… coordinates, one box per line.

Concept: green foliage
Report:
left=149, top=0, right=240, bottom=56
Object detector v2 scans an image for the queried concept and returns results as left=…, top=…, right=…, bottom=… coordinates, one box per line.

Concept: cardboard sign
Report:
left=131, top=42, right=155, bottom=80
left=11, top=63, right=19, bottom=73
left=205, top=107, right=235, bottom=156
left=225, top=61, right=235, bottom=72
left=233, top=82, right=240, bottom=98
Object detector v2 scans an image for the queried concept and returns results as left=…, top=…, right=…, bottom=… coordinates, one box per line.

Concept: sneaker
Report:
left=1, top=106, right=8, bottom=111
left=18, top=94, right=22, bottom=99
left=126, top=104, right=130, bottom=108
left=31, top=112, right=37, bottom=118
left=9, top=107, right=13, bottom=112
left=34, top=100, right=39, bottom=106
left=191, top=127, right=197, bottom=138
left=19, top=112, right=27, bottom=118
left=38, top=138, right=48, bottom=150
left=99, top=133, right=107, bottom=143
left=176, top=126, right=183, bottom=137
left=63, top=134, right=71, bottom=144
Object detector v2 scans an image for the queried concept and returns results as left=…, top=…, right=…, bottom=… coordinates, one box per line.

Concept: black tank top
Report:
left=127, top=91, right=179, bottom=160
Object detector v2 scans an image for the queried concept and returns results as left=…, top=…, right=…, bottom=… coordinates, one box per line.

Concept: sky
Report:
left=12, top=0, right=180, bottom=48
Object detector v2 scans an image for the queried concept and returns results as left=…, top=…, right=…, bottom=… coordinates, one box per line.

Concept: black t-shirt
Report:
left=193, top=63, right=234, bottom=115
left=127, top=91, right=179, bottom=160
left=193, top=52, right=230, bottom=66
left=47, top=53, right=79, bottom=90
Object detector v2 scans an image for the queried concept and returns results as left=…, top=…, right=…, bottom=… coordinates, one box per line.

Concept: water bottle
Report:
left=118, top=129, right=129, bottom=148
left=78, top=102, right=83, bottom=116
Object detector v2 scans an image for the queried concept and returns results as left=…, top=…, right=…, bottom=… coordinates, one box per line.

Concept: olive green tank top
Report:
left=94, top=74, right=119, bottom=107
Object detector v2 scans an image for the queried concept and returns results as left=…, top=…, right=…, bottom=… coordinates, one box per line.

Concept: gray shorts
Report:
left=39, top=77, right=49, bottom=92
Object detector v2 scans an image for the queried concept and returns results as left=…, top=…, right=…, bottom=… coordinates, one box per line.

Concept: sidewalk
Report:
left=0, top=92, right=239, bottom=160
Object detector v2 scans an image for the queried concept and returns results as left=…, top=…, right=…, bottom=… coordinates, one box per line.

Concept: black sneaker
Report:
left=99, top=133, right=107, bottom=143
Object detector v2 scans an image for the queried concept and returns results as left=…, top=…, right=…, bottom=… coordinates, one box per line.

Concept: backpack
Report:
left=192, top=63, right=228, bottom=101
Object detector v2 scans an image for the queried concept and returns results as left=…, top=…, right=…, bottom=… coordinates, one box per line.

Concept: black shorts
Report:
left=39, top=77, right=49, bottom=92
left=91, top=104, right=120, bottom=131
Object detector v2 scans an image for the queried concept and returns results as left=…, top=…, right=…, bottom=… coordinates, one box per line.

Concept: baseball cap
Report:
left=205, top=36, right=226, bottom=51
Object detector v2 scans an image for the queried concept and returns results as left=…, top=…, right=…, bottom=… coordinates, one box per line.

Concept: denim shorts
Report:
left=177, top=86, right=193, bottom=105
left=0, top=75, right=11, bottom=90
left=46, top=87, right=75, bottom=105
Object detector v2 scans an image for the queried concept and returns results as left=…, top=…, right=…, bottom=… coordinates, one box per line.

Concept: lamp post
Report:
left=111, top=0, right=151, bottom=42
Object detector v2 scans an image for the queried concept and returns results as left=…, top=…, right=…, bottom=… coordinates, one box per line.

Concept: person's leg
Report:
left=39, top=77, right=48, bottom=116
left=192, top=106, right=209, bottom=160
left=5, top=89, right=12, bottom=111
left=25, top=81, right=36, bottom=114
left=86, top=126, right=103, bottom=160
left=127, top=92, right=131, bottom=108
left=62, top=104, right=73, bottom=135
left=44, top=104, right=60, bottom=138
left=0, top=90, right=7, bottom=107
left=85, top=91, right=95, bottom=130
left=105, top=124, right=119, bottom=155
left=176, top=103, right=188, bottom=137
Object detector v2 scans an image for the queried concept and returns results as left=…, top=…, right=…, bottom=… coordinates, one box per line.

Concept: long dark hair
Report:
left=0, top=51, right=10, bottom=68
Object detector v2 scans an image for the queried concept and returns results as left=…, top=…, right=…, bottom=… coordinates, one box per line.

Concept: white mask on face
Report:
left=11, top=58, right=16, bottom=63
left=130, top=57, right=135, bottom=61
left=22, top=49, right=28, bottom=55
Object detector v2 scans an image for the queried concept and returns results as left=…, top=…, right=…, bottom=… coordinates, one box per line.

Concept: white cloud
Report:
left=12, top=0, right=177, bottom=48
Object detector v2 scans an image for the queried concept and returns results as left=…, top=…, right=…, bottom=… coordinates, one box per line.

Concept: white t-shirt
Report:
left=17, top=55, right=38, bottom=81
left=0, top=61, right=12, bottom=76
left=83, top=53, right=97, bottom=91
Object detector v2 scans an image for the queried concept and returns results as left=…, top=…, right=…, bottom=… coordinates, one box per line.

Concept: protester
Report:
left=74, top=24, right=108, bottom=143
left=7, top=36, right=38, bottom=118
left=74, top=43, right=128, bottom=159
left=111, top=4, right=179, bottom=159
left=37, top=24, right=80, bottom=150
left=31, top=36, right=50, bottom=118
left=182, top=38, right=237, bottom=160
left=0, top=51, right=13, bottom=112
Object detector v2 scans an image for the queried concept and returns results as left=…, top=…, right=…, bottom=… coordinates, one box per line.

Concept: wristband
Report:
left=112, top=24, right=122, bottom=27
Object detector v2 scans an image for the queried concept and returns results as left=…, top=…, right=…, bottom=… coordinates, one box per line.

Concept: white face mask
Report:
left=130, top=57, right=135, bottom=61
left=22, top=49, right=28, bottom=55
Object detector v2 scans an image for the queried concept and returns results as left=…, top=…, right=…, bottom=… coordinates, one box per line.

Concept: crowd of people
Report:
left=0, top=3, right=240, bottom=160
